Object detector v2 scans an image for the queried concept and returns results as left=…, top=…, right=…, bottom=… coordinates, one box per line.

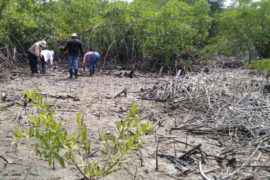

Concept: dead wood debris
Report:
left=41, top=93, right=80, bottom=101
left=114, top=88, right=127, bottom=98
left=113, top=71, right=135, bottom=78
left=140, top=68, right=270, bottom=179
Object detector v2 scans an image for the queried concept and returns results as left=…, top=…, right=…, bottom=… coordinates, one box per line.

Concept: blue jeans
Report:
left=68, top=55, right=79, bottom=70
left=88, top=52, right=100, bottom=73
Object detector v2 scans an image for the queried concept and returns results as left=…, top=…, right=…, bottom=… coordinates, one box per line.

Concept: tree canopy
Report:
left=0, top=0, right=269, bottom=66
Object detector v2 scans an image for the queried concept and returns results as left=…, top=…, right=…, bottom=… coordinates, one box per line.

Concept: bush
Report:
left=247, top=58, right=270, bottom=73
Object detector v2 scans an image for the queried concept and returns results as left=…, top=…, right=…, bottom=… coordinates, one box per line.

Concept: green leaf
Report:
left=17, top=127, right=22, bottom=137
left=81, top=127, right=87, bottom=141
left=48, top=155, right=53, bottom=165
left=130, top=103, right=138, bottom=116
left=54, top=153, right=65, bottom=167
left=132, top=116, right=140, bottom=127
left=99, top=131, right=109, bottom=142
left=26, top=127, right=33, bottom=138
left=76, top=112, right=81, bottom=126
left=116, top=121, right=122, bottom=130
left=34, top=128, right=40, bottom=139
left=125, top=137, right=134, bottom=151
left=13, top=128, right=23, bottom=138
left=31, top=89, right=37, bottom=100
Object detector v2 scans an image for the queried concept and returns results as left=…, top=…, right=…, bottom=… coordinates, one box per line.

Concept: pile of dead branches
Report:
left=141, top=68, right=270, bottom=179
left=0, top=44, right=27, bottom=68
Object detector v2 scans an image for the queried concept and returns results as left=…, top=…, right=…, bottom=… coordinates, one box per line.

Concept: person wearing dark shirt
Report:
left=62, top=33, right=84, bottom=79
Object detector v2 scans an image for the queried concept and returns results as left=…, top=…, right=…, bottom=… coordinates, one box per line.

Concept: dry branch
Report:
left=114, top=88, right=127, bottom=98
left=41, top=93, right=80, bottom=101
left=199, top=161, right=213, bottom=180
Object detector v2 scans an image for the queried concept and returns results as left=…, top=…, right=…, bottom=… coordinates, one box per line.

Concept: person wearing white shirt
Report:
left=41, top=50, right=54, bottom=73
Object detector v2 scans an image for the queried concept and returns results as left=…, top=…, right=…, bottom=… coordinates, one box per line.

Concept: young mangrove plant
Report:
left=13, top=89, right=152, bottom=179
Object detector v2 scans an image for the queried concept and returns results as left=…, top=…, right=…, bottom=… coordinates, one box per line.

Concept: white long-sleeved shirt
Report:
left=41, top=50, right=54, bottom=65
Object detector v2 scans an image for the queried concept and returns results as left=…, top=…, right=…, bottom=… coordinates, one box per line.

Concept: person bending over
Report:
left=83, top=48, right=100, bottom=76
left=28, top=40, right=46, bottom=76
left=41, top=49, right=54, bottom=73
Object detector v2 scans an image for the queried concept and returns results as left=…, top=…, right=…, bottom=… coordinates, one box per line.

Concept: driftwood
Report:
left=199, top=161, right=212, bottom=180
left=140, top=68, right=270, bottom=178
left=113, top=71, right=135, bottom=78
left=155, top=139, right=160, bottom=171
left=41, top=93, right=80, bottom=101
left=156, top=136, right=204, bottom=175
left=158, top=153, right=193, bottom=174
left=114, top=88, right=127, bottom=98
left=178, top=143, right=202, bottom=160
left=1, top=102, right=16, bottom=110
left=171, top=143, right=202, bottom=173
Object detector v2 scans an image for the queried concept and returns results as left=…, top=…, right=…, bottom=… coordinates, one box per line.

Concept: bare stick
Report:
left=23, top=167, right=32, bottom=180
left=158, top=66, right=163, bottom=77
left=173, top=139, right=176, bottom=156
left=155, top=138, right=160, bottom=171
left=133, top=165, right=137, bottom=180
left=178, top=143, right=202, bottom=159
left=114, top=88, right=127, bottom=98
left=139, top=150, right=143, bottom=167
left=185, top=131, right=189, bottom=149
left=220, top=143, right=261, bottom=179
left=199, top=161, right=213, bottom=180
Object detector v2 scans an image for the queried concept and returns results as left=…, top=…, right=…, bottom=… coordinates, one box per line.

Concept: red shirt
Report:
left=83, top=51, right=93, bottom=64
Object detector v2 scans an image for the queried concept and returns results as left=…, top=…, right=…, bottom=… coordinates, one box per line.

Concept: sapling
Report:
left=13, top=89, right=152, bottom=179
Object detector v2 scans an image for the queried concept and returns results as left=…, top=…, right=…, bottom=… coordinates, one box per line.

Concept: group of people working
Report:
left=27, top=33, right=100, bottom=78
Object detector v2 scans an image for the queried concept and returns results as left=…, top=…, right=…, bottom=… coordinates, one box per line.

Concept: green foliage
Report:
left=247, top=58, right=270, bottom=73
left=139, top=0, right=211, bottom=64
left=5, top=0, right=270, bottom=67
left=14, top=89, right=76, bottom=169
left=205, top=0, right=270, bottom=58
left=13, top=89, right=152, bottom=179
left=207, top=0, right=225, bottom=15
left=0, top=0, right=212, bottom=66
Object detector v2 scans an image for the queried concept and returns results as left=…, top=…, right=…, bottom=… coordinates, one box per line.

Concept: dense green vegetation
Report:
left=247, top=58, right=270, bottom=73
left=0, top=0, right=269, bottom=66
left=204, top=0, right=270, bottom=60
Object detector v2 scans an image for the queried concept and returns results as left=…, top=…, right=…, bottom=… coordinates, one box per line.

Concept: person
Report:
left=61, top=33, right=84, bottom=79
left=83, top=48, right=100, bottom=76
left=28, top=40, right=47, bottom=76
left=41, top=49, right=54, bottom=73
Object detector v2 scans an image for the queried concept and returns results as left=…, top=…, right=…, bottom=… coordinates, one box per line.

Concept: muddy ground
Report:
left=0, top=66, right=269, bottom=180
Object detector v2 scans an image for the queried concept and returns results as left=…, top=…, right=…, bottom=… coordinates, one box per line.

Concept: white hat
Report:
left=40, top=40, right=47, bottom=47
left=71, top=33, right=77, bottom=37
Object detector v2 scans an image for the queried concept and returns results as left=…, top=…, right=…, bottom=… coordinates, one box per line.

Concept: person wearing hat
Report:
left=28, top=40, right=47, bottom=76
left=61, top=33, right=84, bottom=79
